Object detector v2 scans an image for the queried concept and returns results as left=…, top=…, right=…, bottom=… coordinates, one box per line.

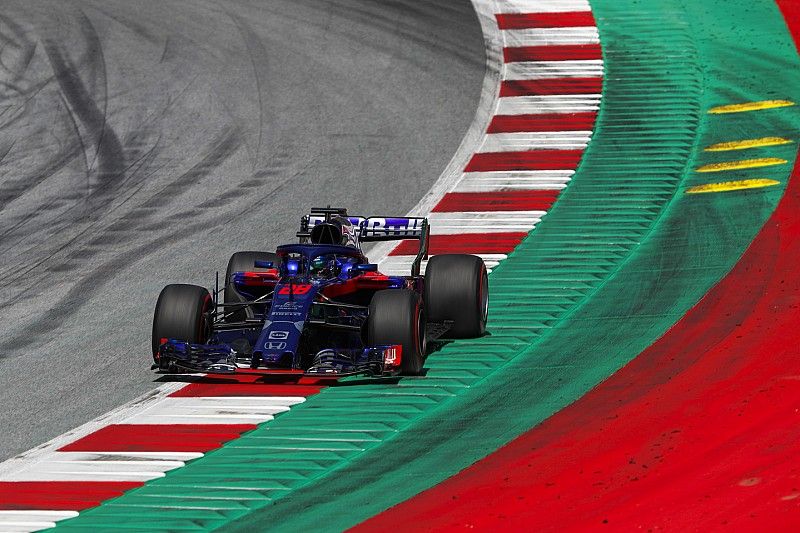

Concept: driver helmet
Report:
left=310, top=216, right=358, bottom=247
left=309, top=253, right=339, bottom=278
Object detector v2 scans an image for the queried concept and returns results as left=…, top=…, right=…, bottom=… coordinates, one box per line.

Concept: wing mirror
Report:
left=254, top=260, right=274, bottom=268
left=349, top=263, right=378, bottom=277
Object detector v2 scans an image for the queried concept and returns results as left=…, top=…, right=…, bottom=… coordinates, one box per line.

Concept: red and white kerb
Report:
left=380, top=0, right=601, bottom=275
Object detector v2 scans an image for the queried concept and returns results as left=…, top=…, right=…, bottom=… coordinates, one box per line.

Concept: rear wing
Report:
left=360, top=217, right=429, bottom=276
left=298, top=208, right=429, bottom=276
left=359, top=217, right=426, bottom=241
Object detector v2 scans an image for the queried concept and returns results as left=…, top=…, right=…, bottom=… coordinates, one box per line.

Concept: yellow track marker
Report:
left=696, top=158, right=787, bottom=173
left=687, top=179, right=780, bottom=194
left=705, top=137, right=793, bottom=152
left=709, top=100, right=794, bottom=114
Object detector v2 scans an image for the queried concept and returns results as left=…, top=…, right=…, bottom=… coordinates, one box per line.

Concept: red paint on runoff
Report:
left=357, top=6, right=800, bottom=531
left=496, top=12, right=595, bottom=29
left=59, top=424, right=256, bottom=453
left=0, top=481, right=142, bottom=511
left=500, top=77, right=602, bottom=96
left=488, top=112, right=597, bottom=132
left=504, top=44, right=602, bottom=62
left=358, top=24, right=800, bottom=531
left=434, top=191, right=559, bottom=212
left=361, top=161, right=800, bottom=530
left=171, top=382, right=323, bottom=398
left=466, top=150, right=583, bottom=172
left=168, top=372, right=326, bottom=397
left=390, top=233, right=526, bottom=256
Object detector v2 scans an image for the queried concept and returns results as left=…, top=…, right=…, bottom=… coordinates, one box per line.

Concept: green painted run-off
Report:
left=50, top=0, right=800, bottom=530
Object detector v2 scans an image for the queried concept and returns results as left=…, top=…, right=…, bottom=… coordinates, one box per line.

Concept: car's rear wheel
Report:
left=367, top=289, right=426, bottom=375
left=424, top=254, right=488, bottom=338
left=224, top=251, right=279, bottom=322
left=152, top=284, right=212, bottom=363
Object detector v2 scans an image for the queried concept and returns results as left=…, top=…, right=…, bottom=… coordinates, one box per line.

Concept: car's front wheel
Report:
left=367, top=289, right=426, bottom=375
left=152, top=284, right=212, bottom=363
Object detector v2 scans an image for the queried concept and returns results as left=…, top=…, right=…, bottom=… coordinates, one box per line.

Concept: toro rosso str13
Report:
left=152, top=207, right=488, bottom=377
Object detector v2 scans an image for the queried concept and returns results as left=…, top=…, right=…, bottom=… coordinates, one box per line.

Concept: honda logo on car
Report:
left=264, top=341, right=286, bottom=350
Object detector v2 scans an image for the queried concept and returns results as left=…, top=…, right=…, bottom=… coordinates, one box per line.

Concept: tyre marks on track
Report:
left=0, top=0, right=602, bottom=529
left=0, top=0, right=486, bottom=479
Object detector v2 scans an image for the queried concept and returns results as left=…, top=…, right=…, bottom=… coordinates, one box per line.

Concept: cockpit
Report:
left=275, top=244, right=366, bottom=281
left=309, top=253, right=343, bottom=279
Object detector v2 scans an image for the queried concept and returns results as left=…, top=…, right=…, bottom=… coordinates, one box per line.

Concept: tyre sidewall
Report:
left=367, top=289, right=426, bottom=375
left=152, top=284, right=212, bottom=359
left=424, top=254, right=487, bottom=338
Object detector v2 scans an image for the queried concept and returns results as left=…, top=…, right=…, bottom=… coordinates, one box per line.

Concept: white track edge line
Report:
left=0, top=0, right=601, bottom=504
left=0, top=0, right=506, bottom=483
left=373, top=0, right=504, bottom=261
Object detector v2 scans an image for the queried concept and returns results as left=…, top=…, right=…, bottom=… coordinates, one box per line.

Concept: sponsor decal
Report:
left=341, top=222, right=359, bottom=247
left=364, top=217, right=425, bottom=237
left=269, top=331, right=289, bottom=339
left=264, top=341, right=287, bottom=350
left=383, top=345, right=402, bottom=367
left=278, top=284, right=312, bottom=295
left=308, top=214, right=424, bottom=238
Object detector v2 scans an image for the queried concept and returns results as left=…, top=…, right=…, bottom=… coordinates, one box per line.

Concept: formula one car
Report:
left=152, top=207, right=488, bottom=377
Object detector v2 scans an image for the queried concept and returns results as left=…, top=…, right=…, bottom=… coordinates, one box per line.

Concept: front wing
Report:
left=155, top=339, right=403, bottom=378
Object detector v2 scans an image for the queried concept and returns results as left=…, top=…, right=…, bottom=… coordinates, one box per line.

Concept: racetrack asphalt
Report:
left=0, top=0, right=484, bottom=461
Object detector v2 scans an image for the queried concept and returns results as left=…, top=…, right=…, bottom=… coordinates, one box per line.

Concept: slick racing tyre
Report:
left=368, top=289, right=427, bottom=375
left=424, top=254, right=488, bottom=338
left=224, top=251, right=279, bottom=322
left=152, top=284, right=212, bottom=361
